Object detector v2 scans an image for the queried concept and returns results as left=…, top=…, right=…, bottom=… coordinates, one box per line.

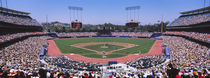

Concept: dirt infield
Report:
left=70, top=42, right=138, bottom=55
left=48, top=39, right=162, bottom=64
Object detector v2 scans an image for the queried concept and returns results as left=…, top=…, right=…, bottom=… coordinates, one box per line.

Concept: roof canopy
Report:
left=0, top=7, right=30, bottom=15
left=180, top=6, right=210, bottom=15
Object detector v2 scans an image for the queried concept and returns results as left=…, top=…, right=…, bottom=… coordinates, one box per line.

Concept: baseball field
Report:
left=54, top=37, right=155, bottom=58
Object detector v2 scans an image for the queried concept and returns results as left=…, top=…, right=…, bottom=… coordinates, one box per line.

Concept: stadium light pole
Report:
left=5, top=0, right=8, bottom=8
left=203, top=0, right=207, bottom=8
left=69, top=6, right=83, bottom=30
left=161, top=16, right=164, bottom=33
left=81, top=9, right=83, bottom=23
left=46, top=15, right=49, bottom=32
left=209, top=0, right=210, bottom=6
left=0, top=0, right=2, bottom=7
left=204, top=0, right=205, bottom=8
left=69, top=7, right=71, bottom=29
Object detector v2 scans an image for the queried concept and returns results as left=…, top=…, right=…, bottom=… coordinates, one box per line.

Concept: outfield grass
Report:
left=54, top=38, right=155, bottom=58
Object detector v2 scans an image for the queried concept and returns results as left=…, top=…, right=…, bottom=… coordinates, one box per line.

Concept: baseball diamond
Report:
left=53, top=37, right=155, bottom=58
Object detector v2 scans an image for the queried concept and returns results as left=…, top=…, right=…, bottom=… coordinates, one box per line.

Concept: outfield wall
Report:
left=57, top=36, right=148, bottom=39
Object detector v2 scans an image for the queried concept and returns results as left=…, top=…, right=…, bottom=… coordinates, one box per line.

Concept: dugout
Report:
left=108, top=61, right=118, bottom=65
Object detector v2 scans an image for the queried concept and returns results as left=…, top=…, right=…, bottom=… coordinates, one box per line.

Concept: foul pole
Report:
left=161, top=16, right=164, bottom=33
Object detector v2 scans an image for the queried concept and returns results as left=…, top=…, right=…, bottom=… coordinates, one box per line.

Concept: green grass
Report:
left=54, top=38, right=155, bottom=58
left=84, top=44, right=124, bottom=52
left=81, top=54, right=103, bottom=58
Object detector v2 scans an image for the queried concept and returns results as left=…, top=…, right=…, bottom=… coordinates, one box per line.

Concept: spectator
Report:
left=168, top=13, right=210, bottom=26
left=0, top=12, right=40, bottom=26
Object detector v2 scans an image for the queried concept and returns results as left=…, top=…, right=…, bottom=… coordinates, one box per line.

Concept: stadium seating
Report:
left=0, top=7, right=42, bottom=33
left=165, top=31, right=210, bottom=43
left=57, top=32, right=97, bottom=37
left=0, top=6, right=209, bottom=78
left=126, top=54, right=166, bottom=69
left=167, top=7, right=210, bottom=33
left=0, top=32, right=46, bottom=43
left=112, top=32, right=152, bottom=37
left=0, top=33, right=209, bottom=78
left=0, top=12, right=40, bottom=26
left=168, top=13, right=210, bottom=26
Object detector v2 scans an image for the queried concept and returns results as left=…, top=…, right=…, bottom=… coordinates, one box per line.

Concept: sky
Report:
left=1, top=0, right=208, bottom=25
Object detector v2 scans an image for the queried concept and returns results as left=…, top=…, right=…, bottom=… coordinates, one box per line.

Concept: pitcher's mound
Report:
left=101, top=46, right=108, bottom=48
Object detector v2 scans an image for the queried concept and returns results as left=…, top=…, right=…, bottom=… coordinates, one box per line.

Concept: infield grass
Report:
left=84, top=44, right=124, bottom=52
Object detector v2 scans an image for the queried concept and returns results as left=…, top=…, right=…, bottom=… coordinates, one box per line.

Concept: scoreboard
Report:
left=126, top=22, right=139, bottom=28
left=71, top=22, right=82, bottom=29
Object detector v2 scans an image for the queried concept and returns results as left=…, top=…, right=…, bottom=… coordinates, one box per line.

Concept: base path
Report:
left=48, top=39, right=162, bottom=64
left=70, top=42, right=138, bottom=55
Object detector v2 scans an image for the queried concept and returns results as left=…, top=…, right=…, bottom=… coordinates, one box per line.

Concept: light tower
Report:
left=125, top=6, right=140, bottom=28
left=69, top=6, right=83, bottom=30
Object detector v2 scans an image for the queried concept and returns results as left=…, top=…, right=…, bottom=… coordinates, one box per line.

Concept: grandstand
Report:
left=0, top=7, right=42, bottom=33
left=167, top=6, right=210, bottom=32
left=166, top=6, right=210, bottom=44
left=0, top=1, right=209, bottom=78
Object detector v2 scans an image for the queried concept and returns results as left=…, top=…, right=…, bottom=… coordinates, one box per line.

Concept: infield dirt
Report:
left=70, top=42, right=139, bottom=55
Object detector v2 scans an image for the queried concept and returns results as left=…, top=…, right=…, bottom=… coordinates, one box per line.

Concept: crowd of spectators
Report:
left=0, top=36, right=48, bottom=68
left=165, top=31, right=210, bottom=43
left=0, top=32, right=46, bottom=43
left=101, top=35, right=209, bottom=78
left=168, top=13, right=210, bottom=26
left=112, top=32, right=152, bottom=37
left=43, top=56, right=101, bottom=71
left=0, top=34, right=102, bottom=78
left=0, top=36, right=48, bottom=77
left=57, top=32, right=152, bottom=38
left=161, top=36, right=209, bottom=70
left=117, top=36, right=209, bottom=78
left=57, top=32, right=97, bottom=37
left=126, top=54, right=167, bottom=69
left=159, top=36, right=209, bottom=77
left=0, top=65, right=102, bottom=78
left=0, top=32, right=209, bottom=77
left=0, top=12, right=41, bottom=26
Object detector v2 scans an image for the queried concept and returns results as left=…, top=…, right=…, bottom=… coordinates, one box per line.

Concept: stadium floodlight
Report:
left=69, top=6, right=83, bottom=11
left=125, top=6, right=140, bottom=10
left=0, top=0, right=2, bottom=7
left=125, top=6, right=141, bottom=27
left=6, top=0, right=7, bottom=8
left=68, top=6, right=83, bottom=29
